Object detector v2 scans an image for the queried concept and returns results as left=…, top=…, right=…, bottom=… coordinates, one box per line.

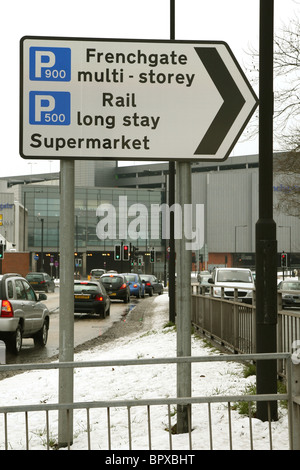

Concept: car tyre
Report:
left=8, top=325, right=23, bottom=355
left=34, top=321, right=48, bottom=347
left=149, top=288, right=153, bottom=297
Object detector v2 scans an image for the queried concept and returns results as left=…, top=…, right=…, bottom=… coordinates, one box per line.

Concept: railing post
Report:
left=291, top=360, right=300, bottom=450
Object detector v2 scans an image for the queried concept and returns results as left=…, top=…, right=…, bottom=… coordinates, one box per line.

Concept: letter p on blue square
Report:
left=30, top=47, right=71, bottom=81
left=29, top=91, right=71, bottom=125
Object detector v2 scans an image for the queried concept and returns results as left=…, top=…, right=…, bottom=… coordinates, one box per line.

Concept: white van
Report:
left=208, top=267, right=254, bottom=301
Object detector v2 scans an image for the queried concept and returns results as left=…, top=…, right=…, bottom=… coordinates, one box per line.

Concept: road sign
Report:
left=20, top=37, right=258, bottom=162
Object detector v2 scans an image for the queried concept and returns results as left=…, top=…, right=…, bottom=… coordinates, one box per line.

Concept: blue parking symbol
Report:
left=29, top=91, right=71, bottom=125
left=30, top=47, right=71, bottom=81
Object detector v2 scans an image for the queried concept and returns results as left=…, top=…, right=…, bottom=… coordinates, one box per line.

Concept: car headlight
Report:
left=213, top=287, right=222, bottom=296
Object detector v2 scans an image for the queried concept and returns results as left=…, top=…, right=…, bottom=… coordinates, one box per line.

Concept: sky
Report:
left=1, top=0, right=299, bottom=177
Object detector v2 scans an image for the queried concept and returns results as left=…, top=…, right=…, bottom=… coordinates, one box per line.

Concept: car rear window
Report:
left=74, top=282, right=99, bottom=293
left=125, top=275, right=136, bottom=282
left=91, top=270, right=105, bottom=276
left=27, top=274, right=43, bottom=281
left=101, top=275, right=124, bottom=286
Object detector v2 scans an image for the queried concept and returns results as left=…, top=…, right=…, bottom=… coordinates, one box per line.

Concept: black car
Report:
left=140, top=274, right=163, bottom=296
left=26, top=272, right=55, bottom=293
left=0, top=273, right=50, bottom=354
left=74, top=280, right=110, bottom=317
left=100, top=273, right=130, bottom=303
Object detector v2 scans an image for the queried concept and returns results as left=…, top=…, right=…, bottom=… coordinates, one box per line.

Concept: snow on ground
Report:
left=0, top=293, right=290, bottom=450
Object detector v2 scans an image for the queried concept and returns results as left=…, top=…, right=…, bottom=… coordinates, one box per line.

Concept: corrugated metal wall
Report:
left=192, top=167, right=300, bottom=255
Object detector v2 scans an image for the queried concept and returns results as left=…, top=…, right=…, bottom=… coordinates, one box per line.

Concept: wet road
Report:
left=5, top=289, right=138, bottom=364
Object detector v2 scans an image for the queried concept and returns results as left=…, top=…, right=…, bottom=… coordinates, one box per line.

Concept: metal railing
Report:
left=0, top=353, right=297, bottom=450
left=191, top=285, right=300, bottom=361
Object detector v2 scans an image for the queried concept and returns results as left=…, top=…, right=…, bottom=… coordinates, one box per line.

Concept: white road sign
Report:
left=20, top=37, right=258, bottom=161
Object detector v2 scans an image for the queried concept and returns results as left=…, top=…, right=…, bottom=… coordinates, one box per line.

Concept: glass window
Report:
left=15, top=280, right=26, bottom=300
left=23, top=281, right=36, bottom=301
left=7, top=280, right=13, bottom=299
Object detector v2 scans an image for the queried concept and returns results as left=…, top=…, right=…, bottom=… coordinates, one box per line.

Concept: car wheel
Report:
left=8, top=325, right=23, bottom=355
left=124, top=293, right=129, bottom=303
left=34, top=321, right=48, bottom=347
left=149, top=288, right=153, bottom=297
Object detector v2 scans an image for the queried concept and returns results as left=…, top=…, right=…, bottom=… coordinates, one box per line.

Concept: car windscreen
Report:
left=217, top=270, right=252, bottom=283
left=281, top=282, right=300, bottom=290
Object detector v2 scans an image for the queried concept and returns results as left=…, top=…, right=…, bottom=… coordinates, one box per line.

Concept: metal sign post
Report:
left=256, top=0, right=278, bottom=422
left=58, top=159, right=75, bottom=447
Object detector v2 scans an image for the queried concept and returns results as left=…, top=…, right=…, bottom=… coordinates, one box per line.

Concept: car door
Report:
left=23, top=280, right=44, bottom=333
left=14, top=279, right=35, bottom=333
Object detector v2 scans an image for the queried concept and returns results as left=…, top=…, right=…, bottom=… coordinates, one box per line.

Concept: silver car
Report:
left=0, top=273, right=50, bottom=354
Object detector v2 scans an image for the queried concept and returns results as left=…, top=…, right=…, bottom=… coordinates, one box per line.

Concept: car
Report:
left=208, top=267, right=255, bottom=301
left=277, top=280, right=300, bottom=308
left=197, top=271, right=211, bottom=293
left=122, top=273, right=145, bottom=298
left=0, top=273, right=50, bottom=354
left=89, top=268, right=106, bottom=280
left=100, top=273, right=130, bottom=303
left=26, top=272, right=55, bottom=293
left=140, top=274, right=163, bottom=296
left=74, top=280, right=110, bottom=317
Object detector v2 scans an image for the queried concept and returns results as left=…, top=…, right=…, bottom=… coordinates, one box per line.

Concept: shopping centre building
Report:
left=0, top=153, right=299, bottom=278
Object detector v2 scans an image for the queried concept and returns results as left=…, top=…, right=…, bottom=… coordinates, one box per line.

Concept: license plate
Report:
left=31, top=281, right=38, bottom=284
left=75, top=294, right=89, bottom=299
left=110, top=293, right=116, bottom=296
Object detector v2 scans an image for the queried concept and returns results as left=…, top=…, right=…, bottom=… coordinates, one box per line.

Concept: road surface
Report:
left=5, top=289, right=140, bottom=364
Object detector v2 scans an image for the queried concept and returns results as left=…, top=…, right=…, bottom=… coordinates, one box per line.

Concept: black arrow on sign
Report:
left=194, top=47, right=245, bottom=155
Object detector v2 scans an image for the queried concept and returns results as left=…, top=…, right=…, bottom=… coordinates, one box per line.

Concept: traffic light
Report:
left=150, top=249, right=155, bottom=263
left=123, top=244, right=129, bottom=261
left=0, top=244, right=4, bottom=260
left=281, top=252, right=287, bottom=268
left=114, top=244, right=121, bottom=260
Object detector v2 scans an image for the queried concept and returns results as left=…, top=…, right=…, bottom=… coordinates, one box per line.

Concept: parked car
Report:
left=208, top=267, right=255, bottom=301
left=277, top=280, right=300, bottom=308
left=74, top=280, right=110, bottom=317
left=122, top=273, right=145, bottom=298
left=100, top=273, right=130, bottom=303
left=89, top=269, right=106, bottom=280
left=0, top=273, right=50, bottom=354
left=26, top=272, right=55, bottom=293
left=140, top=274, right=163, bottom=296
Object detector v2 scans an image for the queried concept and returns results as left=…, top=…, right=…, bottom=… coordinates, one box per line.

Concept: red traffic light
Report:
left=123, top=244, right=129, bottom=261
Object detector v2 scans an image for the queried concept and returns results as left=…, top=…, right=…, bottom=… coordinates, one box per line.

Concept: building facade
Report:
left=1, top=153, right=299, bottom=278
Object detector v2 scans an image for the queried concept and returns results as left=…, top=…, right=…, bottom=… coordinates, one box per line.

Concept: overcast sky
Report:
left=1, top=0, right=299, bottom=177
